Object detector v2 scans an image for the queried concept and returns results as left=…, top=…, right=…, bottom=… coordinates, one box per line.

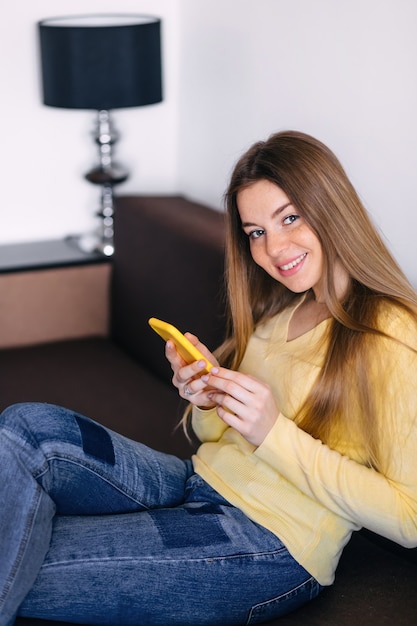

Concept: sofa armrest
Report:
left=111, top=195, right=226, bottom=384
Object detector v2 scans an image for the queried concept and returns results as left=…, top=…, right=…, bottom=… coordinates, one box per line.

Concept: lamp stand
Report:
left=80, top=110, right=129, bottom=256
left=39, top=15, right=162, bottom=257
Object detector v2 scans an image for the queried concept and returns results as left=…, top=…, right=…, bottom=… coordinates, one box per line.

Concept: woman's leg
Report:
left=0, top=402, right=192, bottom=625
left=18, top=475, right=322, bottom=626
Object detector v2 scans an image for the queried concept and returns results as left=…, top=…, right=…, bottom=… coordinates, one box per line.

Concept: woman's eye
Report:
left=248, top=229, right=265, bottom=239
left=283, top=214, right=299, bottom=226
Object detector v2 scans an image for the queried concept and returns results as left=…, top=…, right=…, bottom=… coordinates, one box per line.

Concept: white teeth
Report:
left=279, top=253, right=306, bottom=271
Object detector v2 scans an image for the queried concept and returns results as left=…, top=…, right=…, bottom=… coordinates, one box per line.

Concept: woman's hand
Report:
left=202, top=368, right=279, bottom=447
left=165, top=333, right=219, bottom=408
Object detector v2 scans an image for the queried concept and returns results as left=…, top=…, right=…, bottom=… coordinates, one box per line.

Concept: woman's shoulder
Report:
left=376, top=298, right=417, bottom=349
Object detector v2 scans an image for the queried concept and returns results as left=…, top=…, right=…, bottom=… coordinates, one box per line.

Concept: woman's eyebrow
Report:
left=241, top=202, right=292, bottom=228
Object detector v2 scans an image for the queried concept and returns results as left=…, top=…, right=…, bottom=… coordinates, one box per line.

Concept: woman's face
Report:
left=237, top=179, right=329, bottom=300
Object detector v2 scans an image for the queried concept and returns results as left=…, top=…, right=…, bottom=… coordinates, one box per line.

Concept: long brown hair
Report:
left=217, top=130, right=417, bottom=468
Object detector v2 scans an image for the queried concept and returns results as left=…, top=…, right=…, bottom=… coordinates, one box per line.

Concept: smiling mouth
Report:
left=279, top=253, right=307, bottom=271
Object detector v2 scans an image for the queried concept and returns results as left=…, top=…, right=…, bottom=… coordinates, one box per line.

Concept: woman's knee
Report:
left=1, top=402, right=45, bottom=429
left=0, top=402, right=81, bottom=445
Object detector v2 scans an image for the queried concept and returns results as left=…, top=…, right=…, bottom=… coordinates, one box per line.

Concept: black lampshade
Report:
left=38, top=14, right=163, bottom=110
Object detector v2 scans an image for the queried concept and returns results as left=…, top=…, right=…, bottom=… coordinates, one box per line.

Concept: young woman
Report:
left=1, top=131, right=416, bottom=625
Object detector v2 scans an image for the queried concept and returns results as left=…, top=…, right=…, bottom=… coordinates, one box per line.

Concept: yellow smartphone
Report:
left=148, top=318, right=214, bottom=372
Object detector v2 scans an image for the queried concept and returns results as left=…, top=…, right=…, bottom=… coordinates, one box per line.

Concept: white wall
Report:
left=178, top=0, right=417, bottom=284
left=1, top=0, right=181, bottom=244
left=2, top=0, right=417, bottom=284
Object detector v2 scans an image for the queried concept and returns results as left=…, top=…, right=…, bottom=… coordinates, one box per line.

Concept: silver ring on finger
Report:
left=184, top=384, right=193, bottom=397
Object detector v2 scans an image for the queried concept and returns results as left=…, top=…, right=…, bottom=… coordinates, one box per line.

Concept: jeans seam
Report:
left=246, top=575, right=320, bottom=624
left=39, top=548, right=289, bottom=569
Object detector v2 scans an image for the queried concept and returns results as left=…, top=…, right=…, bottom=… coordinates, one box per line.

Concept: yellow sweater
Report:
left=192, top=298, right=417, bottom=585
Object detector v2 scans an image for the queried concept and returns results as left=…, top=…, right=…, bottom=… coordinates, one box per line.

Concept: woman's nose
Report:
left=265, top=230, right=288, bottom=257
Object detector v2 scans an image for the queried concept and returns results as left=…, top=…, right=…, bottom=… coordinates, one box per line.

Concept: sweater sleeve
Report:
left=254, top=334, right=417, bottom=547
left=191, top=406, right=228, bottom=442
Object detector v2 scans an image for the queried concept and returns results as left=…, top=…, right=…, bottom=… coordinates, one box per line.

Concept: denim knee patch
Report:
left=148, top=504, right=231, bottom=549
left=74, top=415, right=115, bottom=466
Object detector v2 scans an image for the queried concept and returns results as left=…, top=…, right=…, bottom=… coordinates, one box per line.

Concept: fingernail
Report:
left=201, top=375, right=209, bottom=383
left=198, top=360, right=207, bottom=369
left=211, top=367, right=219, bottom=374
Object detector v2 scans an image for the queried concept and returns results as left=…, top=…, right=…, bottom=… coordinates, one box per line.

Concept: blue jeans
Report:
left=0, top=403, right=322, bottom=625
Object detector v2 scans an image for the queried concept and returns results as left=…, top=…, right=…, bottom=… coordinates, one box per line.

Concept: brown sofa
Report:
left=1, top=195, right=415, bottom=625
